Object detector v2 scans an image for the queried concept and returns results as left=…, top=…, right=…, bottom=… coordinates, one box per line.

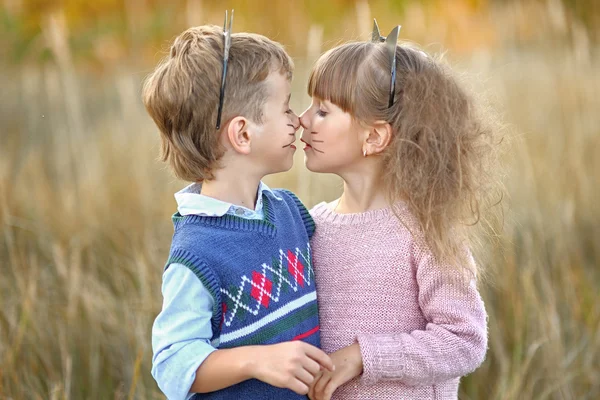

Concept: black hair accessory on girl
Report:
left=371, top=20, right=401, bottom=107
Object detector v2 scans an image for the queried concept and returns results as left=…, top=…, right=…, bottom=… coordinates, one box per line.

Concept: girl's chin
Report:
left=304, top=160, right=329, bottom=173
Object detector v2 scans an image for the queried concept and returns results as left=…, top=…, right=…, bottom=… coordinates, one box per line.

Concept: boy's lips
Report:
left=283, top=133, right=297, bottom=149
left=282, top=124, right=298, bottom=149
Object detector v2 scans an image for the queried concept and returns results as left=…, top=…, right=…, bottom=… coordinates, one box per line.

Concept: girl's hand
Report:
left=250, top=341, right=334, bottom=395
left=308, top=343, right=363, bottom=400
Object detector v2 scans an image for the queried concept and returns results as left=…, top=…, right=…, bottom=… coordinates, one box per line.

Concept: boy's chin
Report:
left=264, top=160, right=294, bottom=175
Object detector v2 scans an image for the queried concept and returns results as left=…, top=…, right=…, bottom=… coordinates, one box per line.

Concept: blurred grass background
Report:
left=1, top=0, right=599, bottom=399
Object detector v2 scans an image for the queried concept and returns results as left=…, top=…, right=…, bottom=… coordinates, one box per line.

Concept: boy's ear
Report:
left=225, top=116, right=252, bottom=155
left=364, top=120, right=392, bottom=155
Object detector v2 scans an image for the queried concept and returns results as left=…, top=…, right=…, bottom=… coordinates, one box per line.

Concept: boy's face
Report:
left=250, top=71, right=299, bottom=175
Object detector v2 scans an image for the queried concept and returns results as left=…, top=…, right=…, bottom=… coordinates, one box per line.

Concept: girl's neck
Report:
left=335, top=168, right=390, bottom=214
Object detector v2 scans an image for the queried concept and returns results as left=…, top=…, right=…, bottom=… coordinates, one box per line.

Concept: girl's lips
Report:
left=300, top=138, right=312, bottom=149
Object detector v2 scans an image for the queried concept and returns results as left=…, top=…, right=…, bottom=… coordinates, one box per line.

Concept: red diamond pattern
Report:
left=221, top=302, right=227, bottom=328
left=219, top=245, right=313, bottom=327
left=250, top=270, right=273, bottom=307
left=287, top=250, right=305, bottom=287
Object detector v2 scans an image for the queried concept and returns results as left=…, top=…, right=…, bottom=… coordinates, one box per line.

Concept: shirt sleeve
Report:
left=356, top=248, right=488, bottom=387
left=152, top=263, right=218, bottom=400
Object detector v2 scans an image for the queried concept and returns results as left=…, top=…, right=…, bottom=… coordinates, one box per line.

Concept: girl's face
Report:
left=299, top=98, right=365, bottom=174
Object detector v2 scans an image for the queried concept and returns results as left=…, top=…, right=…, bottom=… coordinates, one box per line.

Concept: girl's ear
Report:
left=364, top=121, right=392, bottom=156
left=225, top=116, right=252, bottom=155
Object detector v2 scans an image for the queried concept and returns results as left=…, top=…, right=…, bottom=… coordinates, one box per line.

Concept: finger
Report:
left=314, top=372, right=331, bottom=397
left=304, top=344, right=335, bottom=372
left=307, top=378, right=316, bottom=399
left=288, top=379, right=309, bottom=396
left=302, top=357, right=322, bottom=376
left=308, top=371, right=323, bottom=400
left=295, top=367, right=316, bottom=387
left=323, top=379, right=338, bottom=400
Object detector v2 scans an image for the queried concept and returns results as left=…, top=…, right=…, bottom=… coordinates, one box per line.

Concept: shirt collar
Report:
left=174, top=181, right=279, bottom=217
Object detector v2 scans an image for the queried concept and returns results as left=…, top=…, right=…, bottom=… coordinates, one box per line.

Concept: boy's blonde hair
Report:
left=309, top=42, right=502, bottom=272
left=143, top=25, right=293, bottom=182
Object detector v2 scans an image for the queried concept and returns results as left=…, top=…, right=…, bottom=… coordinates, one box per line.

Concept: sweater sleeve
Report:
left=356, top=246, right=488, bottom=387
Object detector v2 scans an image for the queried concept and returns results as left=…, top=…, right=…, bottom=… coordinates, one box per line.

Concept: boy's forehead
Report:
left=265, top=70, right=292, bottom=100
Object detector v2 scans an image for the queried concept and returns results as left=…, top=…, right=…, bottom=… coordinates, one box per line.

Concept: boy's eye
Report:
left=317, top=109, right=328, bottom=117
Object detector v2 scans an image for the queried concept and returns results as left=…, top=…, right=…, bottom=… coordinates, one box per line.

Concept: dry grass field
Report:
left=1, top=1, right=598, bottom=399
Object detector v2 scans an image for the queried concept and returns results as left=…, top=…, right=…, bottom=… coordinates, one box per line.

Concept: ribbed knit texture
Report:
left=310, top=201, right=488, bottom=400
left=168, top=189, right=319, bottom=400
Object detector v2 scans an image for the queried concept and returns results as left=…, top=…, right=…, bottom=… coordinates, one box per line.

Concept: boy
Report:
left=142, top=21, right=333, bottom=400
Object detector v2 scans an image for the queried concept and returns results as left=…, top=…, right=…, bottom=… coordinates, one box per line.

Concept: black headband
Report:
left=371, top=20, right=401, bottom=107
left=216, top=10, right=234, bottom=130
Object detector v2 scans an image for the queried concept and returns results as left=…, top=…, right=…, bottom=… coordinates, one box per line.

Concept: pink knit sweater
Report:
left=310, top=202, right=488, bottom=400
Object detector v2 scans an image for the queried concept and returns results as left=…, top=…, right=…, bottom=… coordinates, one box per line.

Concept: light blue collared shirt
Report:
left=152, top=182, right=282, bottom=400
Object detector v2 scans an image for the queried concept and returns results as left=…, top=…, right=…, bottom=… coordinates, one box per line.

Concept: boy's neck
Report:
left=200, top=170, right=264, bottom=211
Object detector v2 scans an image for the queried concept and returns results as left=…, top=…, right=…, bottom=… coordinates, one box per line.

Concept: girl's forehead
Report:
left=310, top=96, right=330, bottom=105
left=319, top=98, right=341, bottom=110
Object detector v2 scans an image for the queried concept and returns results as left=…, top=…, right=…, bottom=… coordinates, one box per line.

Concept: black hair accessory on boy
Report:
left=371, top=20, right=401, bottom=107
left=216, top=10, right=234, bottom=130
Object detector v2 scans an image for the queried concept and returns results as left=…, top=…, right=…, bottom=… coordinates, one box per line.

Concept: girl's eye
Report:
left=285, top=109, right=293, bottom=114
left=317, top=109, right=328, bottom=117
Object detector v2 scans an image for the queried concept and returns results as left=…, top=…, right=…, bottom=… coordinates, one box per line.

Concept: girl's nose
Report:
left=299, top=108, right=310, bottom=129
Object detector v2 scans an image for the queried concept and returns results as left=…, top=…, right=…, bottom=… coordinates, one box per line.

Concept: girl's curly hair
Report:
left=308, top=41, right=503, bottom=274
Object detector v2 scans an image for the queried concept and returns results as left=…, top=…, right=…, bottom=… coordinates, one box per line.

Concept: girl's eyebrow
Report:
left=284, top=93, right=291, bottom=105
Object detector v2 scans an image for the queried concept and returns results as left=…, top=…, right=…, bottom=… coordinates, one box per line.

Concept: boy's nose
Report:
left=289, top=111, right=300, bottom=130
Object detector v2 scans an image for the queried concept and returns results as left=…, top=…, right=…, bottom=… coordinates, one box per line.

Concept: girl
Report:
left=299, top=29, right=499, bottom=400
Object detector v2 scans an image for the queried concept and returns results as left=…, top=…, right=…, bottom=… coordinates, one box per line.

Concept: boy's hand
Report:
left=308, top=343, right=363, bottom=400
left=249, top=341, right=335, bottom=395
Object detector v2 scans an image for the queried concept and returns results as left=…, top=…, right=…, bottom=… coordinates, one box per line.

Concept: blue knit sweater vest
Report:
left=166, top=189, right=320, bottom=399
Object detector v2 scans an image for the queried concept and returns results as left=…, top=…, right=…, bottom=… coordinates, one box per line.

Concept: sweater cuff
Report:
left=356, top=333, right=406, bottom=386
